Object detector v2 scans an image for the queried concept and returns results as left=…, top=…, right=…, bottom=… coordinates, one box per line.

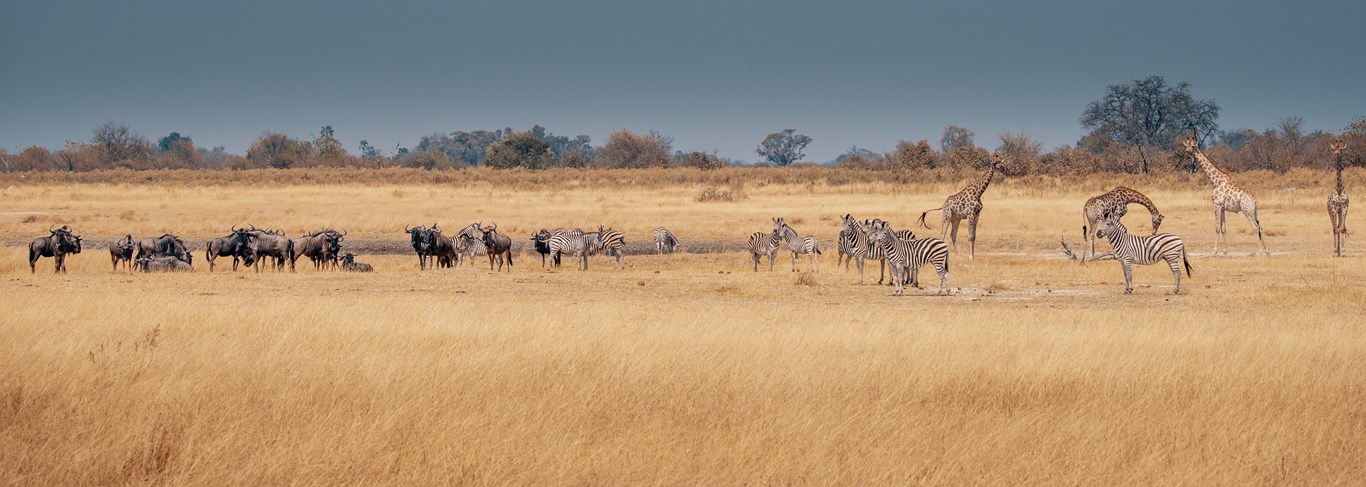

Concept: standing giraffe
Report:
left=917, top=154, right=1004, bottom=260
left=1081, top=186, right=1165, bottom=262
left=1183, top=137, right=1268, bottom=255
left=1328, top=138, right=1349, bottom=256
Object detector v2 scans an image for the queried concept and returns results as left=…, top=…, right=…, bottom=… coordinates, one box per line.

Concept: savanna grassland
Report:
left=1, top=167, right=1364, bottom=484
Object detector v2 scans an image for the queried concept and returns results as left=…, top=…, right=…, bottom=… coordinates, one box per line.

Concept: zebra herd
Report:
left=751, top=215, right=948, bottom=295
left=529, top=226, right=627, bottom=271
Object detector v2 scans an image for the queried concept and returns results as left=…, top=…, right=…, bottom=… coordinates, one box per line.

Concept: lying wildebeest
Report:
left=136, top=234, right=192, bottom=268
left=426, top=224, right=459, bottom=268
left=204, top=226, right=255, bottom=272
left=405, top=224, right=431, bottom=270
left=340, top=253, right=373, bottom=272
left=136, top=255, right=193, bottom=272
left=109, top=234, right=135, bottom=272
left=292, top=229, right=345, bottom=271
left=29, top=225, right=82, bottom=273
left=244, top=227, right=293, bottom=272
left=480, top=222, right=513, bottom=272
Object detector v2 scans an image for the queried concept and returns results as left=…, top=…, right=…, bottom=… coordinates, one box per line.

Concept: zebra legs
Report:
left=1121, top=260, right=1134, bottom=295
left=1166, top=255, right=1183, bottom=295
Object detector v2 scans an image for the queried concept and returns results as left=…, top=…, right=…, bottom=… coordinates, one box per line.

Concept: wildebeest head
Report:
left=405, top=224, right=428, bottom=252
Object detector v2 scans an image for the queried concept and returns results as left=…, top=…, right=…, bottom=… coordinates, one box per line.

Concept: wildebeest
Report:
left=340, top=253, right=373, bottom=272
left=405, top=224, right=431, bottom=270
left=204, top=226, right=255, bottom=272
left=292, top=229, right=345, bottom=271
left=29, top=225, right=82, bottom=273
left=473, top=222, right=513, bottom=271
left=109, top=234, right=135, bottom=272
left=531, top=228, right=565, bottom=268
left=425, top=224, right=459, bottom=268
left=244, top=227, right=294, bottom=272
left=136, top=234, right=192, bottom=268
left=136, top=255, right=193, bottom=272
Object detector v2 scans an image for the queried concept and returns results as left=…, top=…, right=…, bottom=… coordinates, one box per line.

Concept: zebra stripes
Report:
left=654, top=227, right=679, bottom=254
left=1090, top=211, right=1191, bottom=295
left=773, top=217, right=820, bottom=272
left=548, top=229, right=602, bottom=270
left=869, top=221, right=949, bottom=295
left=841, top=215, right=914, bottom=285
left=748, top=230, right=781, bottom=272
left=598, top=226, right=626, bottom=268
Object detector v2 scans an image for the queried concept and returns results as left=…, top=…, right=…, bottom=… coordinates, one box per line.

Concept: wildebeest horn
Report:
left=490, top=222, right=498, bottom=231
left=249, top=224, right=257, bottom=231
left=232, top=225, right=239, bottom=232
left=340, top=229, right=347, bottom=237
left=404, top=224, right=412, bottom=233
left=48, top=225, right=55, bottom=233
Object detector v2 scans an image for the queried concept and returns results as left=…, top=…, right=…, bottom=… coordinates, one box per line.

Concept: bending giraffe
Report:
left=1328, top=138, right=1349, bottom=257
left=1183, top=137, right=1268, bottom=255
left=917, top=154, right=1004, bottom=260
left=1081, top=186, right=1165, bottom=262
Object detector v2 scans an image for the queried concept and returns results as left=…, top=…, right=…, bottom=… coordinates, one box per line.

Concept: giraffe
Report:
left=1328, top=138, right=1349, bottom=257
left=1183, top=136, right=1268, bottom=256
left=1081, top=186, right=1165, bottom=262
left=917, top=154, right=1004, bottom=260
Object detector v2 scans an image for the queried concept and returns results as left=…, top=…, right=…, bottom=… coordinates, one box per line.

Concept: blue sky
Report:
left=2, top=0, right=1363, bottom=162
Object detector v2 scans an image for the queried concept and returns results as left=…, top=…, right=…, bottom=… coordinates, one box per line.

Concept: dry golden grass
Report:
left=2, top=168, right=1364, bottom=484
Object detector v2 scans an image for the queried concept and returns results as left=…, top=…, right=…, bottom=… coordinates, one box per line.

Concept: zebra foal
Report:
left=1090, top=210, right=1192, bottom=295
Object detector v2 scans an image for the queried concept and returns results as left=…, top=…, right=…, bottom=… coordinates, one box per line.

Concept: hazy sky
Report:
left=3, top=0, right=1363, bottom=163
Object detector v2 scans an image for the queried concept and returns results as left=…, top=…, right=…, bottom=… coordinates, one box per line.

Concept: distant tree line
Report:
left=3, top=76, right=1362, bottom=174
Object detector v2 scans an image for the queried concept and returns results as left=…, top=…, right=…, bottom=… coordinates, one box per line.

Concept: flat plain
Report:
left=1, top=167, right=1363, bottom=484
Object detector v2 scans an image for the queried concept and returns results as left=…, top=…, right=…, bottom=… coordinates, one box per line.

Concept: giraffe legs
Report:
left=966, top=212, right=980, bottom=260
left=1244, top=206, right=1267, bottom=255
left=946, top=217, right=960, bottom=251
left=1213, top=207, right=1226, bottom=256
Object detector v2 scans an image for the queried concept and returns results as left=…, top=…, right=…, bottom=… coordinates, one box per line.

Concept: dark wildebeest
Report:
left=136, top=234, right=192, bottom=269
left=292, top=229, right=344, bottom=271
left=340, top=253, right=373, bottom=272
left=137, top=255, right=193, bottom=272
left=531, top=228, right=565, bottom=268
left=425, top=224, right=459, bottom=269
left=244, top=227, right=294, bottom=272
left=204, top=226, right=255, bottom=272
left=109, top=234, right=135, bottom=272
left=480, top=222, right=513, bottom=272
left=29, top=225, right=82, bottom=273
left=405, top=224, right=431, bottom=270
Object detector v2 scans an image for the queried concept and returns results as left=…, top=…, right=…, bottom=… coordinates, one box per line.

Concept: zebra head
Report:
left=1095, top=210, right=1125, bottom=239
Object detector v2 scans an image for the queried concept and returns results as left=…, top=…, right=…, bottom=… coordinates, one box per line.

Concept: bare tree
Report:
left=91, top=121, right=153, bottom=165
left=1080, top=76, right=1219, bottom=173
left=940, top=125, right=975, bottom=154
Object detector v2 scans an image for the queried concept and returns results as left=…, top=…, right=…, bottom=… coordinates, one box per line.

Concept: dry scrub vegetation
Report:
left=1, top=168, right=1364, bottom=484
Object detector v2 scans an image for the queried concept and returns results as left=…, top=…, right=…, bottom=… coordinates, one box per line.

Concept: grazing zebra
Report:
left=747, top=230, right=781, bottom=272
left=773, top=217, right=820, bottom=272
left=548, top=229, right=602, bottom=270
left=598, top=225, right=626, bottom=268
left=1090, top=210, right=1192, bottom=295
left=654, top=227, right=679, bottom=254
left=869, top=221, right=949, bottom=295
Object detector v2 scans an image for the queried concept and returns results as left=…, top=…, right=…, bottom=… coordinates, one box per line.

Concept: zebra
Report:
left=548, top=229, right=602, bottom=270
left=1089, top=210, right=1192, bottom=295
left=532, top=228, right=566, bottom=267
left=836, top=217, right=857, bottom=270
left=654, top=227, right=679, bottom=254
left=598, top=225, right=626, bottom=268
left=868, top=221, right=949, bottom=295
left=842, top=215, right=915, bottom=285
left=747, top=230, right=781, bottom=272
left=773, top=217, right=820, bottom=272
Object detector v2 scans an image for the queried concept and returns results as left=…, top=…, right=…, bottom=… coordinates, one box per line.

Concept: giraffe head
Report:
left=1331, top=139, right=1345, bottom=158
left=1182, top=136, right=1199, bottom=155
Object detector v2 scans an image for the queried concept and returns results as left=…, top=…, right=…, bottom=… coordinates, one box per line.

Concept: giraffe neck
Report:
left=966, top=163, right=996, bottom=198
left=1126, top=191, right=1160, bottom=215
left=1192, top=149, right=1231, bottom=188
left=1336, top=164, right=1345, bottom=195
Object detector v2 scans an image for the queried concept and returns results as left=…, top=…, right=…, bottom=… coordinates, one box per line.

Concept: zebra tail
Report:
left=1183, top=249, right=1193, bottom=277
left=917, top=208, right=941, bottom=229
